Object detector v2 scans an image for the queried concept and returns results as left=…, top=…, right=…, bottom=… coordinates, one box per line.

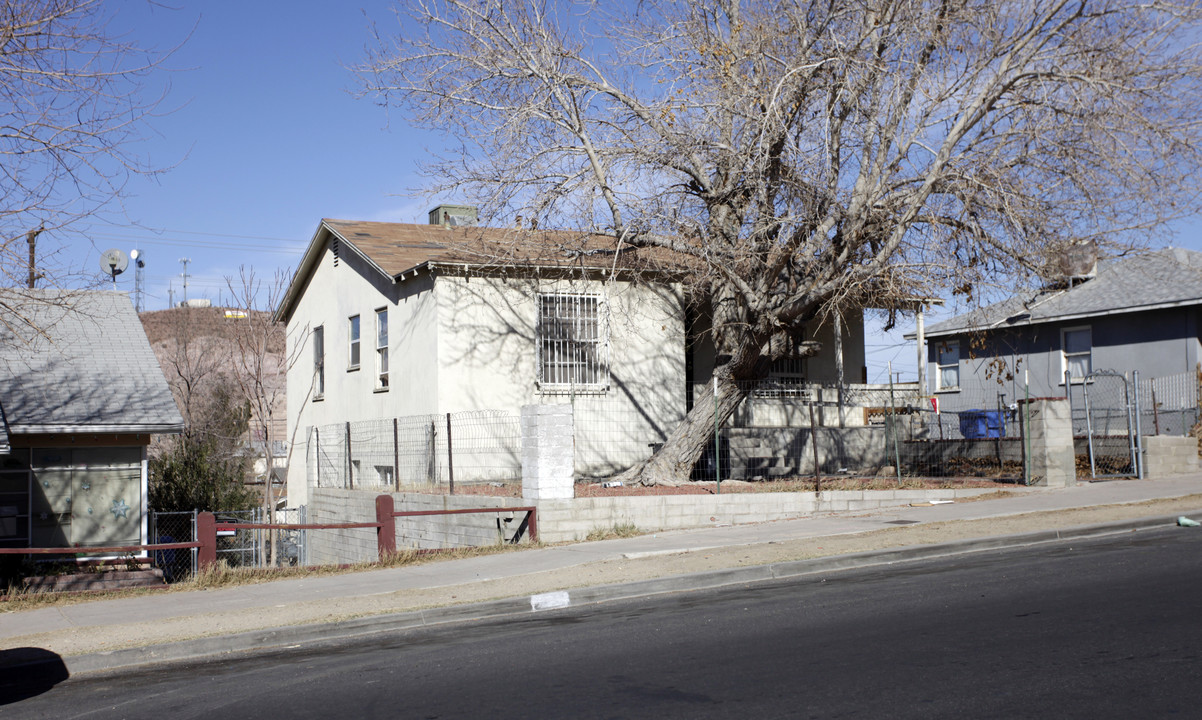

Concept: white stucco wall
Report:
left=436, top=272, right=688, bottom=477
left=284, top=244, right=440, bottom=506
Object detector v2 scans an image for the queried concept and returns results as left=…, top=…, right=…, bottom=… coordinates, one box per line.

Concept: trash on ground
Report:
left=602, top=481, right=623, bottom=488
left=1177, top=516, right=1200, bottom=527
left=909, top=500, right=955, bottom=507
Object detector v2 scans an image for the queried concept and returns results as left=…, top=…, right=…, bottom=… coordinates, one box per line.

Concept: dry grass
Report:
left=0, top=542, right=534, bottom=611
left=585, top=523, right=643, bottom=542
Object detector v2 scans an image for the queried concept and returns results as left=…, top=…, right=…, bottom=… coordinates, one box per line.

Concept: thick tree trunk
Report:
left=615, top=370, right=749, bottom=486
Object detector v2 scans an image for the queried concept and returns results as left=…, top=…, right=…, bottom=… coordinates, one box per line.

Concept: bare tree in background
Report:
left=362, top=0, right=1202, bottom=485
left=227, top=268, right=295, bottom=566
left=0, top=0, right=175, bottom=320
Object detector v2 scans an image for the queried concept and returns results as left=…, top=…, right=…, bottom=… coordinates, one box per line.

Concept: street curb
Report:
left=38, top=510, right=1198, bottom=677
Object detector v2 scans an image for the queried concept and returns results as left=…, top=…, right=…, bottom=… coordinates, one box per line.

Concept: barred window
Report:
left=537, top=294, right=607, bottom=388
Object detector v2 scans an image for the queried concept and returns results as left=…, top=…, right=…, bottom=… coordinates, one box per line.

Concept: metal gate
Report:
left=1079, top=370, right=1138, bottom=478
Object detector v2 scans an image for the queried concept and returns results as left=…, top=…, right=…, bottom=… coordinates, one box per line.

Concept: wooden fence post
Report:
left=376, top=494, right=396, bottom=559
left=197, top=511, right=216, bottom=570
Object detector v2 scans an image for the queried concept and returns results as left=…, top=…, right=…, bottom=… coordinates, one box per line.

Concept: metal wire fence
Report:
left=309, top=410, right=522, bottom=491
left=149, top=510, right=195, bottom=582
left=300, top=370, right=1200, bottom=489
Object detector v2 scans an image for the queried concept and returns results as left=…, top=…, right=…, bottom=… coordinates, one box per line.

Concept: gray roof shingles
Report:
left=925, top=248, right=1202, bottom=337
left=0, top=290, right=184, bottom=433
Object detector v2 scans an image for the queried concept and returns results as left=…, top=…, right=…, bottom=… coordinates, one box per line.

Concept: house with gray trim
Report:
left=0, top=290, right=184, bottom=550
left=918, top=248, right=1202, bottom=415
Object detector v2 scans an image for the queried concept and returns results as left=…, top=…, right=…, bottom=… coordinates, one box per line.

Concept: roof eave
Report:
left=921, top=295, right=1202, bottom=340
left=275, top=220, right=399, bottom=324
left=9, top=423, right=185, bottom=435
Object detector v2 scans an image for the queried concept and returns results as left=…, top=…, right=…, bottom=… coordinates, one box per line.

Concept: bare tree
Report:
left=0, top=1, right=176, bottom=301
left=227, top=268, right=296, bottom=565
left=361, top=0, right=1202, bottom=485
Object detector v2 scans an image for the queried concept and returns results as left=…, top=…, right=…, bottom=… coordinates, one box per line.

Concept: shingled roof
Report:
left=0, top=290, right=184, bottom=435
left=924, top=248, right=1202, bottom=338
left=277, top=219, right=681, bottom=323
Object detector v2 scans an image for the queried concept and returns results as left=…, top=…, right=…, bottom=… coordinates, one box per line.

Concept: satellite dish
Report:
left=99, top=248, right=128, bottom=280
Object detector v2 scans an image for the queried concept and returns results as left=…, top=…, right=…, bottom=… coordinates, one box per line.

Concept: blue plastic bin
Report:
left=959, top=410, right=1005, bottom=439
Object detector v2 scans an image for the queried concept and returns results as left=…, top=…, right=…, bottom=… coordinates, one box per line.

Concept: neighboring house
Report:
left=276, top=208, right=870, bottom=505
left=919, top=248, right=1202, bottom=407
left=0, top=290, right=184, bottom=550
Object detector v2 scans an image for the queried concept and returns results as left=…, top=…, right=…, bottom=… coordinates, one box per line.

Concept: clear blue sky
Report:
left=54, top=1, right=1202, bottom=385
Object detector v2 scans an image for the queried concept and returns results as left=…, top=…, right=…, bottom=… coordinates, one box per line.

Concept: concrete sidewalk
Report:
left=3, top=475, right=1201, bottom=674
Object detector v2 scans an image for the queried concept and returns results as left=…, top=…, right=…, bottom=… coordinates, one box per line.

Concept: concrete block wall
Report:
left=307, top=488, right=534, bottom=565
left=727, top=427, right=888, bottom=478
left=1025, top=398, right=1076, bottom=487
left=532, top=487, right=1004, bottom=544
left=1142, top=435, right=1201, bottom=478
left=306, top=489, right=379, bottom=565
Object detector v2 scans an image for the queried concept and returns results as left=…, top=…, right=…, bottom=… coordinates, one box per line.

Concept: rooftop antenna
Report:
left=99, top=248, right=128, bottom=289
left=179, top=257, right=191, bottom=303
left=130, top=248, right=145, bottom=312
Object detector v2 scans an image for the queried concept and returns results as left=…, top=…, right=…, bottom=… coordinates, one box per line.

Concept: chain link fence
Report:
left=150, top=510, right=196, bottom=582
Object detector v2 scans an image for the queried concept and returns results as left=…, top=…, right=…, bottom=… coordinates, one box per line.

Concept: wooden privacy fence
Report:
left=0, top=496, right=537, bottom=572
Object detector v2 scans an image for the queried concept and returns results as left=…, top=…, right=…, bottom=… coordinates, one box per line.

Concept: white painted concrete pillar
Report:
left=521, top=404, right=575, bottom=500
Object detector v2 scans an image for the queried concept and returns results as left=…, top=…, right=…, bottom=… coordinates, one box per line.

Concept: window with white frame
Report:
left=348, top=315, right=361, bottom=369
left=1062, top=326, right=1092, bottom=380
left=537, top=293, right=607, bottom=388
left=312, top=325, right=325, bottom=399
left=375, top=308, right=389, bottom=389
left=936, top=340, right=960, bottom=390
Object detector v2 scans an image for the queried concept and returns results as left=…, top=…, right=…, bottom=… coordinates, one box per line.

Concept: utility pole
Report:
left=179, top=257, right=191, bottom=304
left=168, top=282, right=175, bottom=309
left=26, top=225, right=44, bottom=289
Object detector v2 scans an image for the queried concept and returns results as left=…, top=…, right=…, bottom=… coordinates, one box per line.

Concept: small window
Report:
left=936, top=340, right=960, bottom=390
left=375, top=308, right=389, bottom=389
left=537, top=293, right=607, bottom=388
left=348, top=315, right=361, bottom=369
left=375, top=465, right=395, bottom=487
left=1062, top=326, right=1092, bottom=380
left=312, top=326, right=325, bottom=399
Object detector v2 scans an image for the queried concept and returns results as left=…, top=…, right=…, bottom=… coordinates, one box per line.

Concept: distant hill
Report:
left=141, top=306, right=284, bottom=354
left=141, top=306, right=288, bottom=459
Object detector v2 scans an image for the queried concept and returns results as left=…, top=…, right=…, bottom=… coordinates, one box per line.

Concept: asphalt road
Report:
left=6, top=527, right=1202, bottom=719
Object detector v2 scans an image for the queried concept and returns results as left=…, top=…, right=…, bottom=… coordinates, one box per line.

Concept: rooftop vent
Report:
left=428, top=204, right=478, bottom=227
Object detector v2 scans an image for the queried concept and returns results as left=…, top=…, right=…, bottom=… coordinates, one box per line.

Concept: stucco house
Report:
left=0, top=290, right=184, bottom=551
left=276, top=208, right=870, bottom=505
left=919, top=248, right=1202, bottom=416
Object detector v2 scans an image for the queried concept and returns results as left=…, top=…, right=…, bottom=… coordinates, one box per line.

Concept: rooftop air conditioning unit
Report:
left=427, top=204, right=478, bottom=227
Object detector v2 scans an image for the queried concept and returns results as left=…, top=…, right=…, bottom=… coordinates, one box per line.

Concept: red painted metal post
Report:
left=526, top=508, right=538, bottom=542
left=376, top=494, right=396, bottom=559
left=197, top=512, right=217, bottom=570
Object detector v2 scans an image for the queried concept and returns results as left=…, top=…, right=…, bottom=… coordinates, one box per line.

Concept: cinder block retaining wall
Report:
left=307, top=486, right=1005, bottom=564
left=308, top=489, right=527, bottom=565
left=533, top=488, right=1002, bottom=543
left=1142, top=436, right=1201, bottom=477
